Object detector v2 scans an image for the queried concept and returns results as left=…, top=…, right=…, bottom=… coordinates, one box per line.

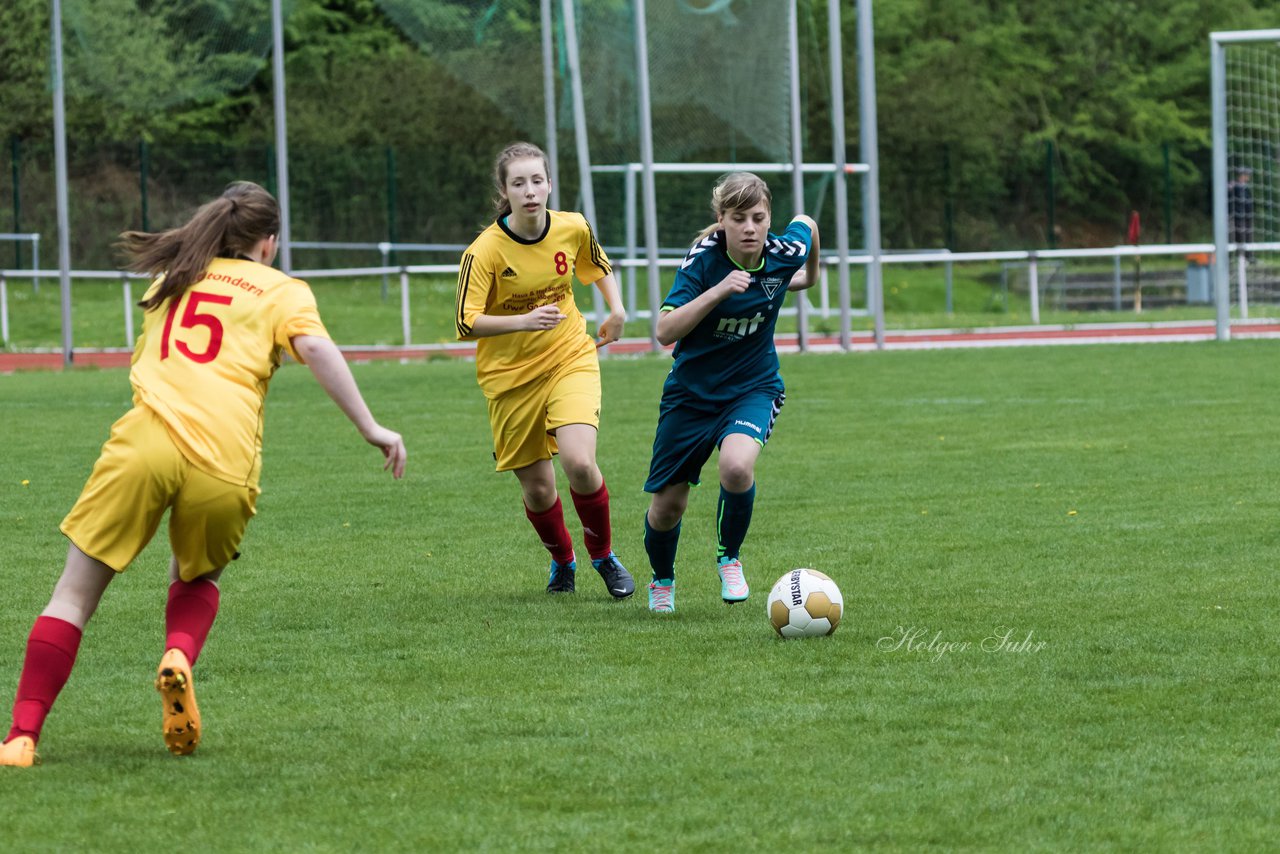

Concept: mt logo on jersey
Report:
left=715, top=312, right=765, bottom=340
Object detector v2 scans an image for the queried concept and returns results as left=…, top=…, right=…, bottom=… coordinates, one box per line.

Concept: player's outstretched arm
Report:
left=292, top=335, right=407, bottom=479
left=788, top=215, right=821, bottom=292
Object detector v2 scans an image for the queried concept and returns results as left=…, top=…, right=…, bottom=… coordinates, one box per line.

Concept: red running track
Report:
left=4, top=321, right=1280, bottom=373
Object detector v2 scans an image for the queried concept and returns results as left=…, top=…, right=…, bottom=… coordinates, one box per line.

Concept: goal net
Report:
left=1213, top=30, right=1280, bottom=321
left=375, top=0, right=800, bottom=247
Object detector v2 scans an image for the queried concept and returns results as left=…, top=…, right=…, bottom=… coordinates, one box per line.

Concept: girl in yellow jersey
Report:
left=0, top=182, right=407, bottom=768
left=456, top=142, right=634, bottom=599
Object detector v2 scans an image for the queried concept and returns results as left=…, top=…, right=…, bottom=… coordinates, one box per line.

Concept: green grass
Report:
left=2, top=345, right=1279, bottom=850
left=7, top=263, right=1273, bottom=351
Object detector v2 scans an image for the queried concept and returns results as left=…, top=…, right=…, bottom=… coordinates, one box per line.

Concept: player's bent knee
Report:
left=648, top=498, right=687, bottom=530
left=519, top=481, right=558, bottom=510
left=559, top=452, right=593, bottom=479
left=718, top=458, right=755, bottom=491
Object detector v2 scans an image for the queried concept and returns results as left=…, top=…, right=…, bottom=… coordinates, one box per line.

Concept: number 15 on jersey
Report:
left=160, top=291, right=233, bottom=363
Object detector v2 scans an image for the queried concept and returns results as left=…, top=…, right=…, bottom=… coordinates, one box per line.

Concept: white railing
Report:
left=0, top=268, right=149, bottom=348
left=291, top=239, right=698, bottom=306
left=0, top=233, right=41, bottom=292
left=3, top=241, right=1271, bottom=353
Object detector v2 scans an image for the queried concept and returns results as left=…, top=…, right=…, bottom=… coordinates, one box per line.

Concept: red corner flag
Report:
left=1127, top=210, right=1141, bottom=245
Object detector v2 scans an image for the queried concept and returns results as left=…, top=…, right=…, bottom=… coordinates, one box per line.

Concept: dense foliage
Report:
left=0, top=0, right=1274, bottom=266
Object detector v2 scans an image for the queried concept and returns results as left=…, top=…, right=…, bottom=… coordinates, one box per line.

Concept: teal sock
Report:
left=644, top=513, right=681, bottom=581
left=717, top=483, right=756, bottom=561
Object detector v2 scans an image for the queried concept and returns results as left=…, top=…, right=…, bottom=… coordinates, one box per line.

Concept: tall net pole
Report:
left=1212, top=35, right=1230, bottom=341
left=857, top=0, right=884, bottom=349
left=51, top=0, right=74, bottom=366
left=541, top=0, right=560, bottom=210
left=789, top=0, right=808, bottom=352
left=634, top=0, right=661, bottom=352
left=560, top=0, right=605, bottom=324
left=827, top=0, right=852, bottom=351
left=272, top=0, right=292, bottom=272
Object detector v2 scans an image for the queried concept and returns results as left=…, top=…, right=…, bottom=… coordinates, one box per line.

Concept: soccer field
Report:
left=1, top=343, right=1277, bottom=850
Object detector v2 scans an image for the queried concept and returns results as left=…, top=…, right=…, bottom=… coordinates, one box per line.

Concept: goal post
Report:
left=1211, top=29, right=1280, bottom=341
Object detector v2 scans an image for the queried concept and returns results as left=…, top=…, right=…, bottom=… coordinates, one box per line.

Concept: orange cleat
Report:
left=0, top=735, right=39, bottom=768
left=155, top=648, right=201, bottom=756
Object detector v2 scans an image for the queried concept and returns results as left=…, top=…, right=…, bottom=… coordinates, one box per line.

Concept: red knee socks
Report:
left=7, top=616, right=82, bottom=745
left=164, top=578, right=220, bottom=665
left=525, top=498, right=576, bottom=565
left=570, top=481, right=613, bottom=561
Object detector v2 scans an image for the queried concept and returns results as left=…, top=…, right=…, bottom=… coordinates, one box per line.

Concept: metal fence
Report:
left=6, top=241, right=1273, bottom=355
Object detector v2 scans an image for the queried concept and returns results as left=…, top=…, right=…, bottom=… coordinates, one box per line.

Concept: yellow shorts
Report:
left=487, top=347, right=601, bottom=472
left=60, top=405, right=258, bottom=581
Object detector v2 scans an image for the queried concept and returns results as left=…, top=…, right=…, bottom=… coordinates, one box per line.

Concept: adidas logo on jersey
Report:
left=501, top=266, right=517, bottom=278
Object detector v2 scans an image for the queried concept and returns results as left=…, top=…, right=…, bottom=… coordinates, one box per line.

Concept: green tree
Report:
left=0, top=0, right=52, bottom=142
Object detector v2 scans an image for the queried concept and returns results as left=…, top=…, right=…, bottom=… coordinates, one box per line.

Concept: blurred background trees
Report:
left=1, top=0, right=1274, bottom=266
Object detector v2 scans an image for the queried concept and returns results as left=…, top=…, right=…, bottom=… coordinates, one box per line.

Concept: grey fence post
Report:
left=1112, top=256, right=1122, bottom=310
left=1029, top=254, right=1040, bottom=325
left=945, top=258, right=953, bottom=313
left=400, top=268, right=411, bottom=346
left=624, top=166, right=637, bottom=315
left=1237, top=251, right=1248, bottom=319
left=380, top=242, right=391, bottom=302
left=122, top=274, right=134, bottom=346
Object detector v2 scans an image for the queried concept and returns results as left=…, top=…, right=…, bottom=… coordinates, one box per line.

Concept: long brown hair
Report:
left=695, top=172, right=773, bottom=242
left=492, top=142, right=550, bottom=218
left=120, top=181, right=280, bottom=311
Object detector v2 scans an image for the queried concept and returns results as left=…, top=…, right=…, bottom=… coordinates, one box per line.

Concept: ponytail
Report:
left=121, top=181, right=280, bottom=311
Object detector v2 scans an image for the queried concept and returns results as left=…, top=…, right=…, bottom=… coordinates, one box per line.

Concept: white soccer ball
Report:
left=767, top=568, right=843, bottom=638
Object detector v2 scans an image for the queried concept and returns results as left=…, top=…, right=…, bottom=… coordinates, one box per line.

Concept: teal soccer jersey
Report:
left=660, top=219, right=813, bottom=405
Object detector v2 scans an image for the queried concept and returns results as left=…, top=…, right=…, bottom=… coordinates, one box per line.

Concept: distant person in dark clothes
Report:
left=1229, top=167, right=1254, bottom=261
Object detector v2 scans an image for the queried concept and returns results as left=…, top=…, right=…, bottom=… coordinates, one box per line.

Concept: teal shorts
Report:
left=643, top=390, right=785, bottom=492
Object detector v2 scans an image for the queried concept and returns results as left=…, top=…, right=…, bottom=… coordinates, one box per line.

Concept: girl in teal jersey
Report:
left=641, top=172, right=820, bottom=613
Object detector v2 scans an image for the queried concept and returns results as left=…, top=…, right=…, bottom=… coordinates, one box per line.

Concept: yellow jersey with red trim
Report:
left=129, top=257, right=330, bottom=488
left=455, top=210, right=611, bottom=398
